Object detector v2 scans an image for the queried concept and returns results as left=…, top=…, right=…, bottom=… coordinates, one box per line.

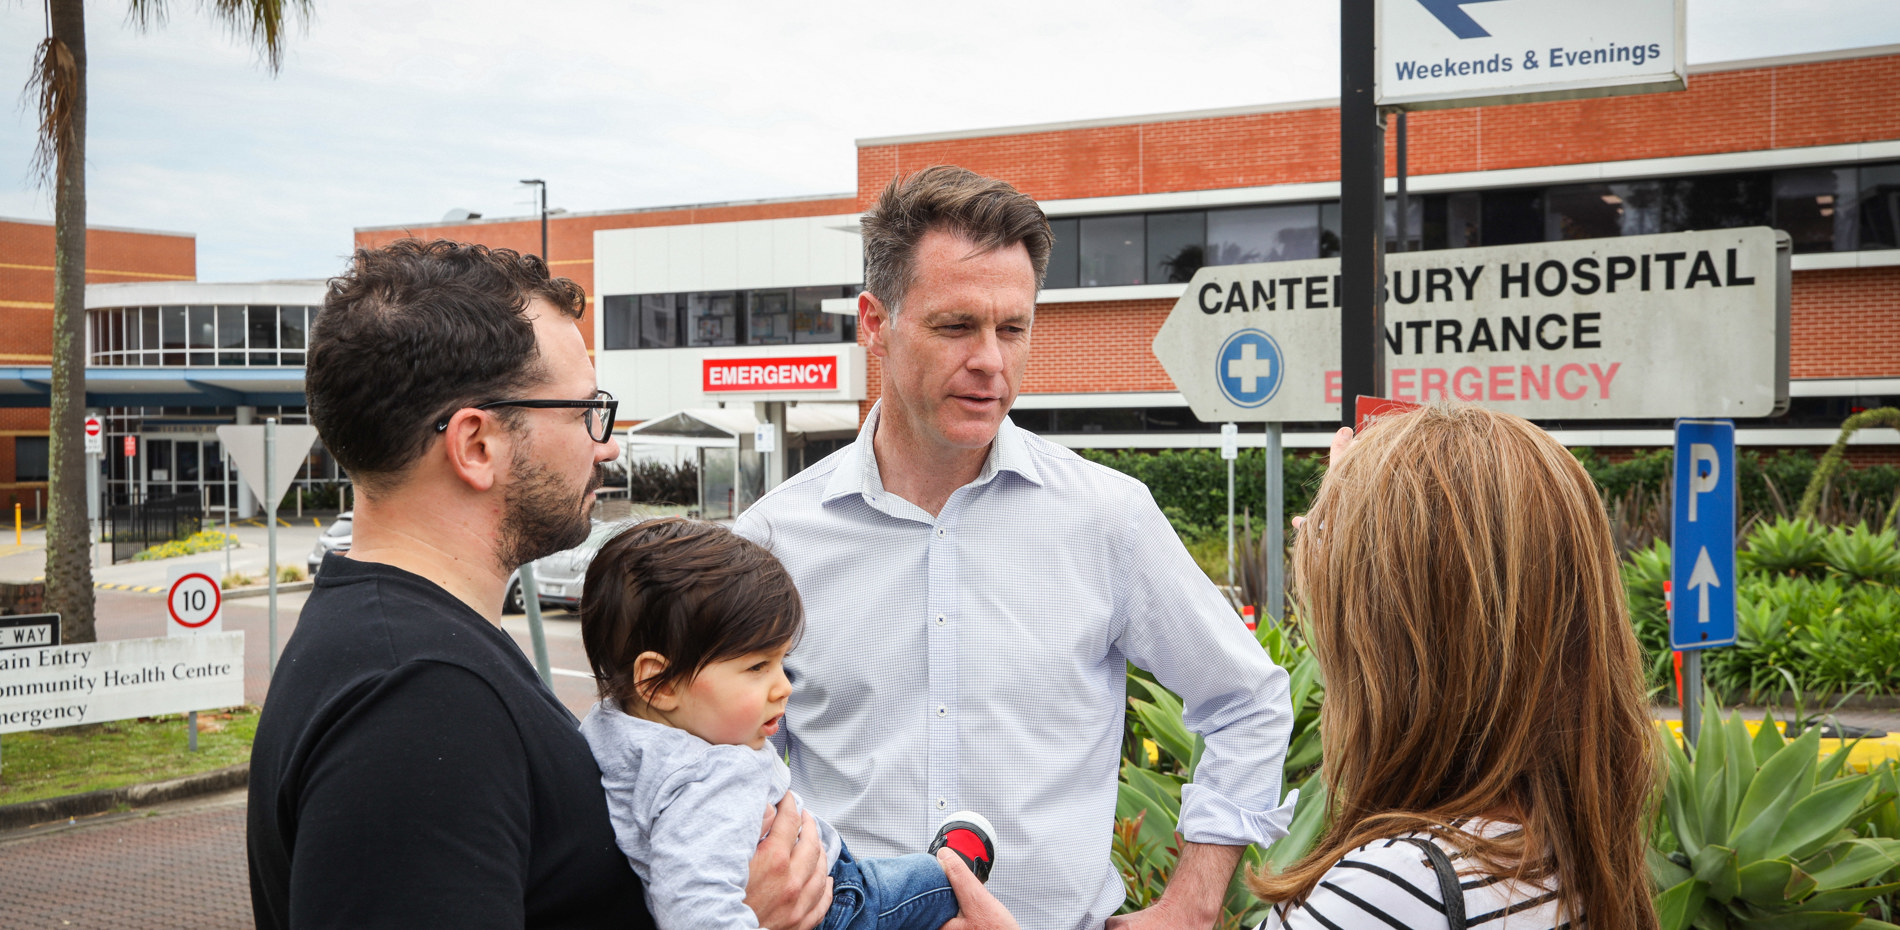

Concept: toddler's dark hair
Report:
left=580, top=517, right=804, bottom=708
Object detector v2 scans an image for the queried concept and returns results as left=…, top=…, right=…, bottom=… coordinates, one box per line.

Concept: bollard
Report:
left=13, top=502, right=19, bottom=545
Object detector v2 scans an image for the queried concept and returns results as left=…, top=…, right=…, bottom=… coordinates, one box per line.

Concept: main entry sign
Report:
left=1378, top=0, right=1685, bottom=109
left=1152, top=227, right=1789, bottom=424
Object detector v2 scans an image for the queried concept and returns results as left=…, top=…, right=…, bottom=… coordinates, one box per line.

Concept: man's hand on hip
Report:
left=1104, top=842, right=1244, bottom=930
left=745, top=792, right=833, bottom=930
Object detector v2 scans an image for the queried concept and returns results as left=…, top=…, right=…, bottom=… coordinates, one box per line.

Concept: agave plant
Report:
left=1652, top=695, right=1900, bottom=930
left=1742, top=518, right=1830, bottom=577
left=1823, top=523, right=1900, bottom=586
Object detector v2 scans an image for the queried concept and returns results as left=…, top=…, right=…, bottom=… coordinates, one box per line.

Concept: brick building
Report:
left=360, top=44, right=1900, bottom=486
left=0, top=218, right=195, bottom=514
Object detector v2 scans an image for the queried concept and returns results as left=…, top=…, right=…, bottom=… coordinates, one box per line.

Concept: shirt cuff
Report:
left=1176, top=782, right=1299, bottom=848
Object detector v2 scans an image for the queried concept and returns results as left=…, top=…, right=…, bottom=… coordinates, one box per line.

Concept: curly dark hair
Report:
left=306, top=239, right=587, bottom=491
left=580, top=518, right=805, bottom=708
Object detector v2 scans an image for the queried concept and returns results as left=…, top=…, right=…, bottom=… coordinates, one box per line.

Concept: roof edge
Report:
left=353, top=192, right=858, bottom=234
left=855, top=43, right=1900, bottom=148
left=0, top=215, right=197, bottom=238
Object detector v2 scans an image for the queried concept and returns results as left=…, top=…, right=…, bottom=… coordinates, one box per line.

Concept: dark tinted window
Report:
left=1147, top=211, right=1205, bottom=283
left=1079, top=215, right=1145, bottom=286
left=1482, top=188, right=1544, bottom=246
left=1208, top=204, right=1320, bottom=265
left=747, top=289, right=792, bottom=345
left=1775, top=167, right=1858, bottom=253
left=641, top=294, right=680, bottom=348
left=1664, top=172, right=1771, bottom=232
left=1860, top=162, right=1900, bottom=250
left=601, top=295, right=635, bottom=349
left=1045, top=218, right=1079, bottom=289
left=686, top=292, right=739, bottom=347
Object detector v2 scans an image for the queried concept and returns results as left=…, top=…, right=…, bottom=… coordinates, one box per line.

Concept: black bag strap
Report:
left=1396, top=836, right=1468, bottom=930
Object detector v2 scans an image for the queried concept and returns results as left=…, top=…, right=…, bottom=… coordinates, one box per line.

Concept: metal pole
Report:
left=266, top=417, right=279, bottom=677
left=1682, top=649, right=1703, bottom=748
left=1226, top=447, right=1236, bottom=590
left=540, top=185, right=548, bottom=264
left=187, top=711, right=198, bottom=752
left=224, top=450, right=233, bottom=581
left=1266, top=424, right=1285, bottom=622
left=1340, top=0, right=1387, bottom=427
left=1395, top=111, right=1408, bottom=253
left=521, top=562, right=552, bottom=688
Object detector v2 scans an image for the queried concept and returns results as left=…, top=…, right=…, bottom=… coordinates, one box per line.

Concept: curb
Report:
left=225, top=581, right=313, bottom=600
left=0, top=762, right=249, bottom=832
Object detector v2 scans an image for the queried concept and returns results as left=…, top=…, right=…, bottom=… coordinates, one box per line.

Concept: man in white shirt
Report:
left=736, top=166, right=1292, bottom=930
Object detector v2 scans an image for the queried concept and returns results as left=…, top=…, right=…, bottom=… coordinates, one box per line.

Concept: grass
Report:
left=0, top=705, right=258, bottom=806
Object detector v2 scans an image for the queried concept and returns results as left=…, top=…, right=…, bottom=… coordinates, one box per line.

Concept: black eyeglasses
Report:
left=435, top=390, right=618, bottom=443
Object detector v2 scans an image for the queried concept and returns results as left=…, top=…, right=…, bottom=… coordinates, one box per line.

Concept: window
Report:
left=1775, top=167, right=1859, bottom=253
left=280, top=306, right=308, bottom=366
left=1547, top=181, right=1665, bottom=240
left=1147, top=212, right=1205, bottom=283
left=14, top=437, right=48, bottom=482
left=601, top=295, right=635, bottom=350
left=1860, top=162, right=1900, bottom=250
left=1045, top=219, right=1079, bottom=288
left=686, top=292, right=739, bottom=347
left=747, top=290, right=792, bottom=346
left=1078, top=215, right=1145, bottom=286
left=218, top=306, right=246, bottom=366
left=642, top=294, right=681, bottom=348
left=248, top=306, right=279, bottom=365
left=1664, top=172, right=1771, bottom=233
left=792, top=286, right=854, bottom=344
left=1481, top=188, right=1545, bottom=246
left=1208, top=204, right=1321, bottom=266
left=188, top=306, right=215, bottom=366
left=161, top=306, right=187, bottom=365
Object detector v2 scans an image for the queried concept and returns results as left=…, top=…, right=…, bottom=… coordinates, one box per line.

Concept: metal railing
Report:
left=103, top=491, right=203, bottom=563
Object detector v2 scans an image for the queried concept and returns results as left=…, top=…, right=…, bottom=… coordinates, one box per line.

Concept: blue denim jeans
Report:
left=819, top=843, right=958, bottom=930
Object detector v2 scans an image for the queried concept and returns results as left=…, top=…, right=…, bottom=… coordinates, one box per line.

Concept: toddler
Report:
left=578, top=517, right=998, bottom=930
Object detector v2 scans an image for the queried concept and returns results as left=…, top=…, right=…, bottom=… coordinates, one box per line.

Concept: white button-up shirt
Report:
left=736, top=404, right=1293, bottom=930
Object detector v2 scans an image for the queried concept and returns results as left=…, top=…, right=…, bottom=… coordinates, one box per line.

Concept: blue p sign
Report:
left=1217, top=329, right=1283, bottom=408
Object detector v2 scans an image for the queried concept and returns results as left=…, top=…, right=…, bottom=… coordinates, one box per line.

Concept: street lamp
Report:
left=520, top=178, right=547, bottom=262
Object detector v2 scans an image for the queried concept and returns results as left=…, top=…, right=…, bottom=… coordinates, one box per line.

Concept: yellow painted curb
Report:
left=1659, top=718, right=1900, bottom=772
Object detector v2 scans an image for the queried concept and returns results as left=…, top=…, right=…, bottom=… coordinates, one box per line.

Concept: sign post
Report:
left=216, top=420, right=320, bottom=678
left=1672, top=419, right=1737, bottom=747
left=1265, top=424, right=1285, bottom=622
left=168, top=562, right=224, bottom=751
left=1220, top=424, right=1238, bottom=590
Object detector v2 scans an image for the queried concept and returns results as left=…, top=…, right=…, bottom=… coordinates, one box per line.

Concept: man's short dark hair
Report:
left=580, top=518, right=804, bottom=708
left=861, top=165, right=1053, bottom=313
left=307, top=239, right=586, bottom=492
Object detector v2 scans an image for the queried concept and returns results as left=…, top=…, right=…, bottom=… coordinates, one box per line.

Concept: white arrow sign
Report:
left=217, top=424, right=320, bottom=508
left=1686, top=546, right=1721, bottom=625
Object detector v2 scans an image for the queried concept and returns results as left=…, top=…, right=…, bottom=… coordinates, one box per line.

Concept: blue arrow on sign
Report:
left=1671, top=419, right=1737, bottom=651
left=1416, top=0, right=1509, bottom=39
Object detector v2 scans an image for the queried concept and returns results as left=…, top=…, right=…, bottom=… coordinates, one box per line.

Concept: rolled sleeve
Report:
left=1113, top=484, right=1295, bottom=849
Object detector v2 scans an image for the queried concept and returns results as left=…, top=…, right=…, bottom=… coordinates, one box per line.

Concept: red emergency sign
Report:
left=703, top=357, right=839, bottom=392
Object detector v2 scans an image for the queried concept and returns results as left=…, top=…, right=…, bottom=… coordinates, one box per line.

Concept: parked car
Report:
left=308, top=511, right=353, bottom=577
left=504, top=520, right=626, bottom=615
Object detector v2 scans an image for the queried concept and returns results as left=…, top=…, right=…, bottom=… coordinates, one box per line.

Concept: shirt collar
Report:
left=822, top=401, right=1044, bottom=507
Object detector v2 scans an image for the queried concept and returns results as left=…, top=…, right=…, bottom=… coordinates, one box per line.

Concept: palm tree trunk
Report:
left=44, top=0, right=93, bottom=644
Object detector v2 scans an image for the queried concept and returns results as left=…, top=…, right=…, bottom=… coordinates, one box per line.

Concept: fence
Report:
left=104, top=491, right=203, bottom=563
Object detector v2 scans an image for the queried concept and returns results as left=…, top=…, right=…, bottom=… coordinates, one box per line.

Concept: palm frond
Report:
left=20, top=35, right=79, bottom=188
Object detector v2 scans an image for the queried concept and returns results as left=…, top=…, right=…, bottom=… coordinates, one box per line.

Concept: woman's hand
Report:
left=937, top=848, right=1020, bottom=930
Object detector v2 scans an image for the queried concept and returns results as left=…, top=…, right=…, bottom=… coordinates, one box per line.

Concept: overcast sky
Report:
left=2, top=1, right=1897, bottom=282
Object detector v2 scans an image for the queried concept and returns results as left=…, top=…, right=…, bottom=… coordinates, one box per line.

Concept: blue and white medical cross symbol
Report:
left=1216, top=329, right=1283, bottom=408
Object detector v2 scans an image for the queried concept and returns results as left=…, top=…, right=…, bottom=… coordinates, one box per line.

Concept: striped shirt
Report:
left=735, top=404, right=1295, bottom=930
left=1261, top=822, right=1569, bottom=930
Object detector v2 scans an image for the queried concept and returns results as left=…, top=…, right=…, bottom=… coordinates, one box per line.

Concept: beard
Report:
left=497, top=449, right=605, bottom=570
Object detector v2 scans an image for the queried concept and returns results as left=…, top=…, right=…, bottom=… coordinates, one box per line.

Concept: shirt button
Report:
left=937, top=705, right=947, bottom=717
left=937, top=798, right=947, bottom=810
left=936, top=614, right=945, bottom=625
left=935, top=527, right=945, bottom=538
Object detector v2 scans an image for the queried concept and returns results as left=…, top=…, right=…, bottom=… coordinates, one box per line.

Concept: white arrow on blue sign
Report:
left=1671, top=419, right=1737, bottom=650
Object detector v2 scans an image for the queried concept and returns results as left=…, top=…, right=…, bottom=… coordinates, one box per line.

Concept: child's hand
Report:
left=937, top=848, right=1019, bottom=930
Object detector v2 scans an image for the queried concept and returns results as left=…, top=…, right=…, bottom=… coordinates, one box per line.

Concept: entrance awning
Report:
left=622, top=404, right=860, bottom=448
left=0, top=367, right=307, bottom=409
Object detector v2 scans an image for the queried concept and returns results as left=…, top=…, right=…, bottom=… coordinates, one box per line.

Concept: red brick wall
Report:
left=0, top=219, right=194, bottom=507
left=354, top=197, right=859, bottom=352
left=1790, top=267, right=1900, bottom=379
left=857, top=52, right=1900, bottom=205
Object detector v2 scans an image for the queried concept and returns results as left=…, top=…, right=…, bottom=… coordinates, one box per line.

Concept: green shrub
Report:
left=1081, top=448, right=1324, bottom=535
left=131, top=530, right=239, bottom=562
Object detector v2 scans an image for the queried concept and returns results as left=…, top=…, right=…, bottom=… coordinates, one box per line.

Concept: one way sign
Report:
left=1671, top=419, right=1736, bottom=650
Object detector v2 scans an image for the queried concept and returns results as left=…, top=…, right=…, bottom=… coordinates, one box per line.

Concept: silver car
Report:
left=308, top=511, right=353, bottom=577
left=504, top=521, right=626, bottom=615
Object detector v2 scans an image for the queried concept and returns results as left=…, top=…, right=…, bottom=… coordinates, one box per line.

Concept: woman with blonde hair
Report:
left=1249, top=405, right=1659, bottom=930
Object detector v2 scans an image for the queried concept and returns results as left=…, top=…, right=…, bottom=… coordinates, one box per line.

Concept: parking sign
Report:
left=1671, top=419, right=1736, bottom=650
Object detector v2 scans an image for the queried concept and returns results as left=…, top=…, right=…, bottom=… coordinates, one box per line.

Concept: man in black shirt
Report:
left=248, top=240, right=832, bottom=929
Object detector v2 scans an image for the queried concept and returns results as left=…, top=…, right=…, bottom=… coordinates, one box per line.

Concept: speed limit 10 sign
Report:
left=167, top=563, right=223, bottom=636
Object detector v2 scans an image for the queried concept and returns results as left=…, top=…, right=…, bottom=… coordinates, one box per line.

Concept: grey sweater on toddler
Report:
left=579, top=700, right=844, bottom=930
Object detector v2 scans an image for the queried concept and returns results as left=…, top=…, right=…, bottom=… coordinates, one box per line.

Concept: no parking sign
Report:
left=168, top=563, right=223, bottom=636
